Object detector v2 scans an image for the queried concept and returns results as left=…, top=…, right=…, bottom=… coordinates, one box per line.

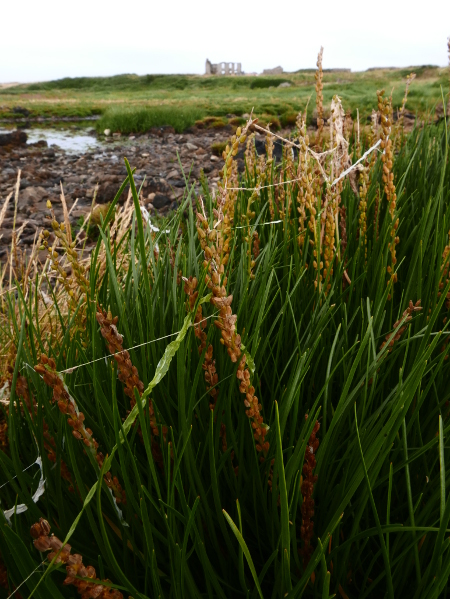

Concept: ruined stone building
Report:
left=205, top=59, right=242, bottom=75
left=262, top=66, right=283, bottom=75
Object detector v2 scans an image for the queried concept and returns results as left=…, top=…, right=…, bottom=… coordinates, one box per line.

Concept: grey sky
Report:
left=1, top=0, right=449, bottom=82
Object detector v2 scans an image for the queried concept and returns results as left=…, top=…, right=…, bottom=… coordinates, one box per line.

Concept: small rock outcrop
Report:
left=0, top=130, right=27, bottom=147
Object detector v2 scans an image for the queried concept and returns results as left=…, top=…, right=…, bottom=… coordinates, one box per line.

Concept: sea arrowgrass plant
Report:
left=1, top=73, right=450, bottom=599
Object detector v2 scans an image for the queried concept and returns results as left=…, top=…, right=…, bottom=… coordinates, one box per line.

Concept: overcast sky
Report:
left=1, top=0, right=449, bottom=82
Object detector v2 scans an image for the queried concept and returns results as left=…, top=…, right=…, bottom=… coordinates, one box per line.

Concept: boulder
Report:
left=27, top=200, right=50, bottom=218
left=147, top=177, right=171, bottom=194
left=167, top=178, right=185, bottom=188
left=12, top=106, right=31, bottom=117
left=20, top=186, right=49, bottom=205
left=237, top=139, right=297, bottom=163
left=96, top=183, right=122, bottom=204
left=0, top=130, right=27, bottom=147
left=152, top=194, right=171, bottom=209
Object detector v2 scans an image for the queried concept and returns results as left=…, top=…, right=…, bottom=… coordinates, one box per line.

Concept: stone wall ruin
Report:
left=262, top=66, right=283, bottom=75
left=205, top=59, right=242, bottom=76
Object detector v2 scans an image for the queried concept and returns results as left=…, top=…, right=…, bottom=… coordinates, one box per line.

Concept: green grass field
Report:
left=0, top=65, right=448, bottom=132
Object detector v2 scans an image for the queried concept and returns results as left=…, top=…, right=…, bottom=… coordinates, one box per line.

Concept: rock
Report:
left=167, top=178, right=185, bottom=188
left=104, top=129, right=111, bottom=136
left=21, top=234, right=38, bottom=245
left=29, top=140, right=48, bottom=148
left=251, top=138, right=296, bottom=161
left=101, top=174, right=121, bottom=185
left=1, top=231, right=13, bottom=244
left=27, top=200, right=50, bottom=218
left=71, top=187, right=85, bottom=199
left=20, top=186, right=49, bottom=205
left=185, top=143, right=198, bottom=151
left=70, top=208, right=89, bottom=219
left=147, top=177, right=171, bottom=194
left=0, top=130, right=27, bottom=147
left=64, top=175, right=83, bottom=184
left=278, top=82, right=291, bottom=88
left=152, top=194, right=171, bottom=209
left=12, top=106, right=31, bottom=117
left=96, top=183, right=125, bottom=204
left=403, top=111, right=415, bottom=121
left=149, top=126, right=176, bottom=137
left=210, top=155, right=219, bottom=162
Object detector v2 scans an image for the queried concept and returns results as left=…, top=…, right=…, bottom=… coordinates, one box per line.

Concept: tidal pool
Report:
left=0, top=125, right=101, bottom=153
left=26, top=127, right=101, bottom=153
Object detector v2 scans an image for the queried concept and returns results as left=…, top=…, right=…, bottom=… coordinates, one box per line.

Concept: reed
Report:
left=448, top=37, right=450, bottom=114
left=1, top=42, right=450, bottom=599
left=315, top=47, right=324, bottom=147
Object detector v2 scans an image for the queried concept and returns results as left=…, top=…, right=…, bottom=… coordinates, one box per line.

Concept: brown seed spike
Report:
left=30, top=519, right=124, bottom=598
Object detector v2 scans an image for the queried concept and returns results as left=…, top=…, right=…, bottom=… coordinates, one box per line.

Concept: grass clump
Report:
left=1, top=52, right=450, bottom=598
left=280, top=111, right=299, bottom=127
left=97, top=104, right=203, bottom=134
left=195, top=116, right=229, bottom=129
left=250, top=77, right=292, bottom=89
left=196, top=115, right=219, bottom=127
left=257, top=114, right=281, bottom=129
left=211, top=140, right=228, bottom=155
left=229, top=116, right=246, bottom=127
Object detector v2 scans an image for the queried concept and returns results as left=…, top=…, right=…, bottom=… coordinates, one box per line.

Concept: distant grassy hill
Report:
left=0, top=67, right=448, bottom=132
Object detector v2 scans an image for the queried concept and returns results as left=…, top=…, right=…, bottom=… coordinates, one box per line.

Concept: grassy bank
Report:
left=1, top=64, right=448, bottom=131
left=96, top=104, right=204, bottom=134
left=1, top=74, right=450, bottom=598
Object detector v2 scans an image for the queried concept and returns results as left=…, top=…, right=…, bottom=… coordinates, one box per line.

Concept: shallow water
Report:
left=0, top=126, right=101, bottom=153
left=28, top=128, right=101, bottom=153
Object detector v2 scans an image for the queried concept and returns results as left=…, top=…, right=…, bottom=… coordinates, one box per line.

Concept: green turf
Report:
left=1, top=67, right=448, bottom=130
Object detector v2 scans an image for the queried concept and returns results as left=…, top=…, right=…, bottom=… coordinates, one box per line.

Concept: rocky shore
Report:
left=0, top=125, right=261, bottom=258
left=1, top=109, right=418, bottom=260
